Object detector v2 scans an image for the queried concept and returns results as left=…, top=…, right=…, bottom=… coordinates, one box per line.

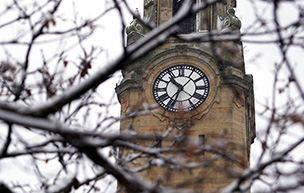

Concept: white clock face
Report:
left=153, top=65, right=209, bottom=112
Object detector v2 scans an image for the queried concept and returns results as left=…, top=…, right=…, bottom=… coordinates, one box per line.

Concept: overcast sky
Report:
left=1, top=1, right=304, bottom=192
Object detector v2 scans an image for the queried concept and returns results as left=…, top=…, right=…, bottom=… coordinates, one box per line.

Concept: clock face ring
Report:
left=153, top=65, right=210, bottom=112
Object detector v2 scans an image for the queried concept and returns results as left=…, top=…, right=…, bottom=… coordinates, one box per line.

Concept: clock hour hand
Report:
left=168, top=86, right=183, bottom=108
left=175, top=86, right=183, bottom=99
left=170, top=77, right=183, bottom=89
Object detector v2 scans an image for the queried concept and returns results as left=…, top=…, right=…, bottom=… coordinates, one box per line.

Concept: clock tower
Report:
left=116, top=0, right=255, bottom=192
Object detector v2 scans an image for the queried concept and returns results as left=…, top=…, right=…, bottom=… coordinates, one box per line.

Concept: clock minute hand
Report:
left=180, top=79, right=192, bottom=97
left=182, top=79, right=191, bottom=89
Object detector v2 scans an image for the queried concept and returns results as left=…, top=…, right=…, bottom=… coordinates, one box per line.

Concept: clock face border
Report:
left=152, top=64, right=210, bottom=112
left=143, top=50, right=220, bottom=120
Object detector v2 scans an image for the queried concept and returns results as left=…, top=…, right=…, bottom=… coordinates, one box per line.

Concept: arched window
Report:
left=172, top=0, right=212, bottom=33
left=173, top=0, right=196, bottom=33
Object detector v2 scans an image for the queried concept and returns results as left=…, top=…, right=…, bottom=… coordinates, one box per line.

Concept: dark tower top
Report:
left=127, top=0, right=240, bottom=45
left=143, top=0, right=237, bottom=31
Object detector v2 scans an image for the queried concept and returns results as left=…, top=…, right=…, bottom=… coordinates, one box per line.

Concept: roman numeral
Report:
left=156, top=87, right=166, bottom=92
left=193, top=92, right=204, bottom=100
left=194, top=77, right=203, bottom=82
left=158, top=93, right=169, bottom=101
left=178, top=68, right=185, bottom=76
left=167, top=98, right=176, bottom=108
left=196, top=85, right=208, bottom=90
left=168, top=70, right=175, bottom=78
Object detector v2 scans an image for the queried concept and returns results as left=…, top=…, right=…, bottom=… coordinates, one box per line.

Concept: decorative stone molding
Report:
left=125, top=10, right=145, bottom=46
left=220, top=8, right=241, bottom=32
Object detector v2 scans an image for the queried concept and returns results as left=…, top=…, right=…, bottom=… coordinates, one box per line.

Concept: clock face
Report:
left=153, top=65, right=209, bottom=112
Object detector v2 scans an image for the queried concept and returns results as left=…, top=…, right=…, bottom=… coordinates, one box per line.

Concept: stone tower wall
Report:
left=117, top=1, right=255, bottom=192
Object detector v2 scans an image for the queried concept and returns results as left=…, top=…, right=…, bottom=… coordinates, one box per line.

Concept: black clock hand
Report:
left=183, top=90, right=192, bottom=97
left=182, top=79, right=191, bottom=89
left=179, top=85, right=192, bottom=97
left=167, top=87, right=182, bottom=108
left=178, top=79, right=192, bottom=97
left=170, top=77, right=183, bottom=89
left=175, top=86, right=183, bottom=99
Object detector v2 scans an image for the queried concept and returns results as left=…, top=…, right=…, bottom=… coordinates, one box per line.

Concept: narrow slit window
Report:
left=155, top=136, right=162, bottom=148
left=173, top=0, right=211, bottom=33
left=198, top=134, right=205, bottom=155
